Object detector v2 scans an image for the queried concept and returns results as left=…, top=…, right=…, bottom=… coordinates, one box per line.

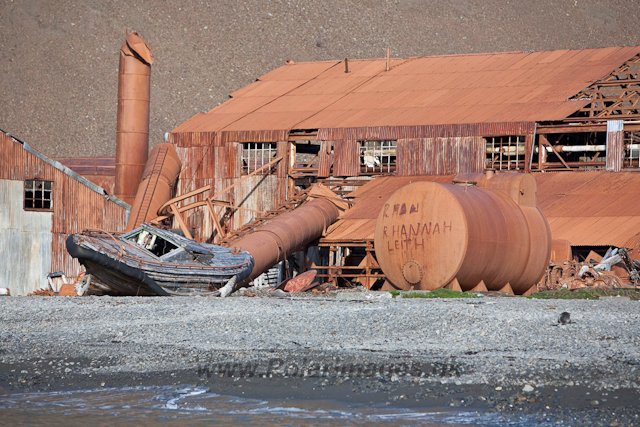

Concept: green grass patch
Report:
left=388, top=289, right=480, bottom=299
left=526, top=288, right=640, bottom=300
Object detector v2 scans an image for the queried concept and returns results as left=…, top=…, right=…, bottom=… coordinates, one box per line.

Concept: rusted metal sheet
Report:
left=126, top=143, right=182, bottom=231
left=606, top=120, right=624, bottom=172
left=0, top=132, right=27, bottom=180
left=317, top=122, right=536, bottom=141
left=169, top=131, right=218, bottom=148
left=174, top=141, right=288, bottom=238
left=115, top=31, right=153, bottom=205
left=396, top=136, right=484, bottom=176
left=317, top=140, right=333, bottom=178
left=535, top=171, right=640, bottom=247
left=0, top=179, right=53, bottom=296
left=276, top=141, right=288, bottom=179
left=55, top=156, right=116, bottom=194
left=373, top=175, right=551, bottom=294
left=551, top=239, right=572, bottom=263
left=332, top=140, right=360, bottom=177
left=232, top=175, right=285, bottom=231
left=215, top=130, right=290, bottom=145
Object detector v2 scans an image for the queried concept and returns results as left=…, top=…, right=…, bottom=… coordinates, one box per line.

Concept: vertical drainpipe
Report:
left=115, top=31, right=153, bottom=206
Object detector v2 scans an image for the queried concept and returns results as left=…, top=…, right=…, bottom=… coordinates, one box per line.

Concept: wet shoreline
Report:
left=2, top=293, right=640, bottom=424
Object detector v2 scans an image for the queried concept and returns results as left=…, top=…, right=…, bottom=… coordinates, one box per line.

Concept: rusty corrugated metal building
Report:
left=0, top=131, right=129, bottom=295
left=164, top=46, right=640, bottom=285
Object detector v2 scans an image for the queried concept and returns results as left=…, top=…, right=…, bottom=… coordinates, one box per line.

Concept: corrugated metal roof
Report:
left=322, top=171, right=640, bottom=247
left=173, top=46, right=640, bottom=136
left=535, top=171, right=640, bottom=247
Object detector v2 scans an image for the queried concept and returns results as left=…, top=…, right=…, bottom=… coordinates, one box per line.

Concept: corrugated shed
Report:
left=172, top=46, right=640, bottom=139
left=0, top=132, right=129, bottom=294
left=535, top=171, right=640, bottom=247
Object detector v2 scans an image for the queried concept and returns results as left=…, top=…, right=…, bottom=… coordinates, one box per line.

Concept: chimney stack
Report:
left=115, top=30, right=153, bottom=205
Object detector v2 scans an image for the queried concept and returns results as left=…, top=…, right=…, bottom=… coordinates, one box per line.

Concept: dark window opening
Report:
left=293, top=140, right=320, bottom=173
left=24, top=180, right=53, bottom=210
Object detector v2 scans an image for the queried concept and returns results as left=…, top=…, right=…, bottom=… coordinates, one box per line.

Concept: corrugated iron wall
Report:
left=318, top=140, right=333, bottom=178
left=333, top=140, right=360, bottom=177
left=0, top=180, right=52, bottom=295
left=175, top=142, right=287, bottom=242
left=396, top=136, right=485, bottom=176
left=0, top=133, right=128, bottom=294
left=318, top=122, right=535, bottom=141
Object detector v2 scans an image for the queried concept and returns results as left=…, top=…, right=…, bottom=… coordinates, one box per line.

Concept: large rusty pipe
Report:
left=231, top=197, right=340, bottom=286
left=374, top=178, right=551, bottom=294
left=115, top=31, right=153, bottom=206
left=125, top=143, right=182, bottom=232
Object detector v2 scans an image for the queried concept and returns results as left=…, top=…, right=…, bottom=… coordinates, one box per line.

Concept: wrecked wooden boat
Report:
left=66, top=223, right=253, bottom=296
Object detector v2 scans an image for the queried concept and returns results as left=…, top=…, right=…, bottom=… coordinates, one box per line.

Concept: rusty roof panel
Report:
left=535, top=171, right=640, bottom=247
left=258, top=61, right=339, bottom=81
left=174, top=46, right=640, bottom=134
left=232, top=80, right=310, bottom=98
left=223, top=111, right=315, bottom=132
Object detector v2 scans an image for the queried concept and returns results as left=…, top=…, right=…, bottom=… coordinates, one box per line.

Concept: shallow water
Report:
left=0, top=385, right=551, bottom=426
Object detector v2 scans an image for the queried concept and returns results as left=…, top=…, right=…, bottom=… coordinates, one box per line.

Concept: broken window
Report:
left=485, top=136, right=526, bottom=171
left=241, top=142, right=277, bottom=175
left=293, top=140, right=320, bottom=173
left=24, top=179, right=53, bottom=210
left=359, top=140, right=396, bottom=173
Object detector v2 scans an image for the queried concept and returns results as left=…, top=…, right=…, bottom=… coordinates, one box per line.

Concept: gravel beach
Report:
left=1, top=291, right=640, bottom=424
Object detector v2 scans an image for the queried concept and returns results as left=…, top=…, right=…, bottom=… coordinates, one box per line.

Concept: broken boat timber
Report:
left=66, top=223, right=253, bottom=296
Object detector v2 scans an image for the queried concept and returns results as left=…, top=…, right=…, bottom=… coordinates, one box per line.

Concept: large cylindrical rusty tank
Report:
left=115, top=31, right=153, bottom=206
left=125, top=143, right=182, bottom=232
left=231, top=195, right=341, bottom=286
left=374, top=173, right=551, bottom=294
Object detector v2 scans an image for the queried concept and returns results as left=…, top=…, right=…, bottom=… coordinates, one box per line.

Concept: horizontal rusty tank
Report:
left=374, top=173, right=551, bottom=295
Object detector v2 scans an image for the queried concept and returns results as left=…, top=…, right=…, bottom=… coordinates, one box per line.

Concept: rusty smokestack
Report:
left=115, top=30, right=153, bottom=205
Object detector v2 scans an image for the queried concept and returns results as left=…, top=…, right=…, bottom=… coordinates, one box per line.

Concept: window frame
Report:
left=24, top=179, right=54, bottom=211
